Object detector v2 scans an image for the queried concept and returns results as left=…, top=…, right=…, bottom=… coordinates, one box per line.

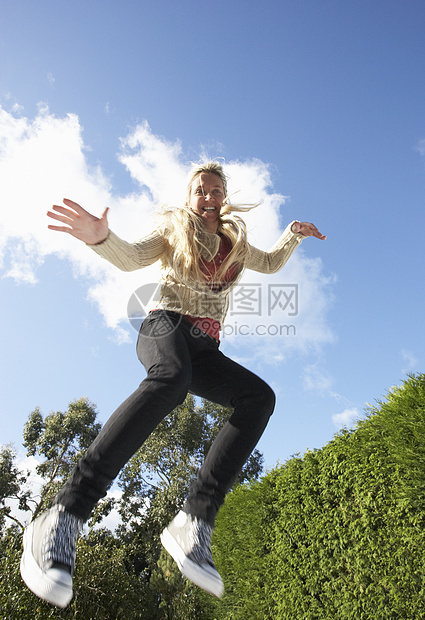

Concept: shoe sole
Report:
left=160, top=527, right=224, bottom=598
left=20, top=521, right=73, bottom=608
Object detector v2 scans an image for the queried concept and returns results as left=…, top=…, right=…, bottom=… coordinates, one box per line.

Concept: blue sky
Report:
left=1, top=0, right=424, bottom=492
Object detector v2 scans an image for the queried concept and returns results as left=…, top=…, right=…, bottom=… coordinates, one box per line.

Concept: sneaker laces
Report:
left=186, top=517, right=215, bottom=568
left=42, top=505, right=82, bottom=571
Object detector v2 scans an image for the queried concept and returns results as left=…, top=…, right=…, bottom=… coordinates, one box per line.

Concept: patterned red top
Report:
left=185, top=234, right=236, bottom=341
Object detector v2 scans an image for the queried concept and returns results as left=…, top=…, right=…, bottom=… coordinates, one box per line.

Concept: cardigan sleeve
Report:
left=245, top=222, right=304, bottom=274
left=87, top=229, right=167, bottom=271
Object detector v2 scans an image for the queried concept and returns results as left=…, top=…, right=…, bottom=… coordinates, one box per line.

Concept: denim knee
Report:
left=229, top=378, right=275, bottom=433
left=253, top=381, right=276, bottom=424
left=247, top=377, right=275, bottom=414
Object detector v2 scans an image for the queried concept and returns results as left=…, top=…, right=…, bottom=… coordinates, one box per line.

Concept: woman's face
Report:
left=188, top=172, right=225, bottom=233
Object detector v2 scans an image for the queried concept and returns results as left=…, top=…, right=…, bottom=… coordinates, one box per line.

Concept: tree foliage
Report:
left=0, top=394, right=263, bottom=619
left=0, top=445, right=31, bottom=532
left=23, top=398, right=101, bottom=518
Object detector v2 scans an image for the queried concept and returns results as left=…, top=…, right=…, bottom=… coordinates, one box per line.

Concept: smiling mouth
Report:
left=202, top=207, right=216, bottom=212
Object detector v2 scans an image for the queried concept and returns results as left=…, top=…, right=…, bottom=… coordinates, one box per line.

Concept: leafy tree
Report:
left=0, top=394, right=264, bottom=619
left=0, top=445, right=31, bottom=533
left=0, top=526, right=155, bottom=620
left=0, top=398, right=136, bottom=619
left=23, top=398, right=101, bottom=518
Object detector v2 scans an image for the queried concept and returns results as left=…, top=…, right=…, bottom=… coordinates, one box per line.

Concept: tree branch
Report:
left=5, top=512, right=25, bottom=530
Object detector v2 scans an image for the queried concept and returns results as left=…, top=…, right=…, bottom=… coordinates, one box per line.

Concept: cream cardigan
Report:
left=89, top=222, right=304, bottom=327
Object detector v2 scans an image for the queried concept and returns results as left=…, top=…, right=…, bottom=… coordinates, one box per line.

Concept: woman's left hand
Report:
left=291, top=221, right=326, bottom=240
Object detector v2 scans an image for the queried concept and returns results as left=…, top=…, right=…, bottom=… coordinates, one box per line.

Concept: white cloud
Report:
left=415, top=138, right=425, bottom=158
left=303, top=363, right=335, bottom=393
left=0, top=104, right=335, bottom=356
left=332, top=407, right=360, bottom=429
left=119, top=120, right=187, bottom=205
left=303, top=364, right=355, bottom=428
left=401, top=349, right=419, bottom=375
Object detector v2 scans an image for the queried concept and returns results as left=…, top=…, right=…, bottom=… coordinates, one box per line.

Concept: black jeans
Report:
left=54, top=311, right=276, bottom=525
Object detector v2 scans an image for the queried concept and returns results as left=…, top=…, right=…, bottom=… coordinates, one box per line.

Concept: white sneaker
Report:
left=161, top=510, right=224, bottom=598
left=20, top=505, right=82, bottom=608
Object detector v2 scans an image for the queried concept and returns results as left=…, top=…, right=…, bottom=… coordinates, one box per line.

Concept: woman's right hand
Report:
left=47, top=199, right=109, bottom=245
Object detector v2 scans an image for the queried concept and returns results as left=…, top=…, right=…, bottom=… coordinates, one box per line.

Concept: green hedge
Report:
left=213, top=374, right=425, bottom=619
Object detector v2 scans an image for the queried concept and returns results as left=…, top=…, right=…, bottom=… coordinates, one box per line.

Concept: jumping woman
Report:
left=20, top=161, right=326, bottom=607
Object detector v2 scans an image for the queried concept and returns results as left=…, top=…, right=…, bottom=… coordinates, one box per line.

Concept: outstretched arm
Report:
left=47, top=199, right=109, bottom=245
left=246, top=220, right=326, bottom=274
left=48, top=198, right=166, bottom=271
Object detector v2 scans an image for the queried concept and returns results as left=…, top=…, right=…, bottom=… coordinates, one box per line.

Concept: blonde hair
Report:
left=185, top=161, right=229, bottom=203
left=159, top=161, right=256, bottom=288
